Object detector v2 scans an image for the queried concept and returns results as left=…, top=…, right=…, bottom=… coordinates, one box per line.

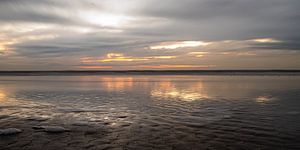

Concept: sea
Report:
left=0, top=73, right=300, bottom=149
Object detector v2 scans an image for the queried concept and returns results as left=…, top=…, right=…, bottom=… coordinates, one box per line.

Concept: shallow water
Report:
left=0, top=75, right=300, bottom=150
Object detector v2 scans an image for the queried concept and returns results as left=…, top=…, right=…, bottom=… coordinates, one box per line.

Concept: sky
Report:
left=0, top=0, right=300, bottom=70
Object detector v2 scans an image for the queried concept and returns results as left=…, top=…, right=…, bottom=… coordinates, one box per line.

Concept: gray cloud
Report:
left=131, top=0, right=300, bottom=40
left=0, top=0, right=300, bottom=70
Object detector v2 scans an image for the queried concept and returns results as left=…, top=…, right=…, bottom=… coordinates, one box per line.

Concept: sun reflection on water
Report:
left=0, top=90, right=6, bottom=101
left=151, top=82, right=210, bottom=101
left=100, top=77, right=133, bottom=91
left=255, top=95, right=276, bottom=103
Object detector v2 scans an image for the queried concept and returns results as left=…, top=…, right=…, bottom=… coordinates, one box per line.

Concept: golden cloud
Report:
left=78, top=66, right=113, bottom=69
left=99, top=53, right=149, bottom=62
left=151, top=56, right=177, bottom=59
left=188, top=52, right=210, bottom=58
left=140, top=65, right=215, bottom=69
left=150, top=41, right=211, bottom=50
left=81, top=53, right=177, bottom=63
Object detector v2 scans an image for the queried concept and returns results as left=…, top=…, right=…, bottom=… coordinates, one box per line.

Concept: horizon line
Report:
left=0, top=69, right=300, bottom=72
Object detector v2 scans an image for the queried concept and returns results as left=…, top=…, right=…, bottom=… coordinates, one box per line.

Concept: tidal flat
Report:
left=0, top=75, right=300, bottom=150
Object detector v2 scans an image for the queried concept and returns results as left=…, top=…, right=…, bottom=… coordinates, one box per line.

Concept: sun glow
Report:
left=0, top=40, right=17, bottom=53
left=0, top=44, right=6, bottom=52
left=80, top=11, right=133, bottom=27
left=0, top=92, right=5, bottom=98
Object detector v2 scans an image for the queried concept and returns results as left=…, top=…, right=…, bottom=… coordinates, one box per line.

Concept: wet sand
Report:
left=0, top=75, right=300, bottom=150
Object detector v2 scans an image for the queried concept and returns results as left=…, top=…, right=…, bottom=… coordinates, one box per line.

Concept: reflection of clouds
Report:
left=101, top=77, right=133, bottom=91
left=151, top=82, right=210, bottom=101
left=255, top=95, right=276, bottom=103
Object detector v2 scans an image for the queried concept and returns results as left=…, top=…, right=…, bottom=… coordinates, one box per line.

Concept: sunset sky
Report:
left=0, top=0, right=300, bottom=70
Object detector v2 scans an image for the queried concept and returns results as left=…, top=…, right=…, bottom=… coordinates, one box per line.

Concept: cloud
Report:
left=78, top=66, right=113, bottom=69
left=80, top=53, right=177, bottom=64
left=139, top=65, right=215, bottom=69
left=0, top=0, right=300, bottom=70
left=188, top=52, right=210, bottom=58
left=150, top=41, right=210, bottom=50
left=250, top=38, right=282, bottom=43
left=99, top=53, right=149, bottom=62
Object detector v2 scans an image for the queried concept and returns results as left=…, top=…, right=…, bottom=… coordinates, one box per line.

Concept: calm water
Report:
left=0, top=75, right=300, bottom=150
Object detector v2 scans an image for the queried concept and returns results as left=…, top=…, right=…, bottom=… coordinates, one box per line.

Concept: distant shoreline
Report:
left=0, top=70, right=300, bottom=76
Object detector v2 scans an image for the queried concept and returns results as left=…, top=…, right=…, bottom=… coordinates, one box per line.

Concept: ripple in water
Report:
left=0, top=75, right=300, bottom=149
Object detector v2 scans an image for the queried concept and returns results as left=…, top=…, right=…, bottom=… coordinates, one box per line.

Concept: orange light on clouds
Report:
left=80, top=53, right=177, bottom=63
left=0, top=40, right=17, bottom=52
left=188, top=52, right=210, bottom=58
left=150, top=41, right=210, bottom=50
left=79, top=66, right=113, bottom=69
left=140, top=65, right=214, bottom=69
left=0, top=44, right=5, bottom=52
left=100, top=57, right=149, bottom=62
left=0, top=91, right=5, bottom=98
left=151, top=56, right=177, bottom=59
left=99, top=53, right=149, bottom=62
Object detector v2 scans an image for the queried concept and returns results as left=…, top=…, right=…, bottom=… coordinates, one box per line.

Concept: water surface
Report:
left=0, top=75, right=300, bottom=149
